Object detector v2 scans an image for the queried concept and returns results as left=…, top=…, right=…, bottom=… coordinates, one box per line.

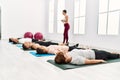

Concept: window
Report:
left=98, top=0, right=120, bottom=35
left=57, top=0, right=65, bottom=33
left=107, top=12, right=119, bottom=35
left=74, top=0, right=86, bottom=34
left=48, top=0, right=54, bottom=33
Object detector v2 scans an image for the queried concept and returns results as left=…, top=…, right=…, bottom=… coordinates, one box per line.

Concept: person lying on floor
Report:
left=9, top=37, right=45, bottom=44
left=22, top=41, right=61, bottom=50
left=9, top=38, right=21, bottom=42
left=36, top=44, right=81, bottom=54
left=54, top=49, right=120, bottom=65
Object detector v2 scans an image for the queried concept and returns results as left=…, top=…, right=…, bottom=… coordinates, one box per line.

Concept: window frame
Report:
left=73, top=0, right=86, bottom=34
left=48, top=0, right=55, bottom=33
left=56, top=0, right=65, bottom=34
left=98, top=0, right=120, bottom=35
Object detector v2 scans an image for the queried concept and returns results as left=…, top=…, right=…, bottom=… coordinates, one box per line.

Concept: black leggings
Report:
left=36, top=41, right=58, bottom=46
left=92, top=49, right=119, bottom=60
left=32, top=39, right=39, bottom=42
left=68, top=47, right=84, bottom=51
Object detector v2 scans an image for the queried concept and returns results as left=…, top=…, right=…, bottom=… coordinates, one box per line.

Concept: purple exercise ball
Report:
left=34, top=32, right=43, bottom=40
left=24, top=32, right=33, bottom=39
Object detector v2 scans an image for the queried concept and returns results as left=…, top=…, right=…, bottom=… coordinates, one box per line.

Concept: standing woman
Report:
left=61, top=10, right=70, bottom=45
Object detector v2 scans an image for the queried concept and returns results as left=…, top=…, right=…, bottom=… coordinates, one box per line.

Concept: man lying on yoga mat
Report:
left=55, top=49, right=120, bottom=65
left=36, top=44, right=80, bottom=54
left=22, top=41, right=63, bottom=50
left=9, top=38, right=45, bottom=44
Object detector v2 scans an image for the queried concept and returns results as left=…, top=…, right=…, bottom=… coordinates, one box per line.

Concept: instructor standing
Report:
left=61, top=10, right=70, bottom=45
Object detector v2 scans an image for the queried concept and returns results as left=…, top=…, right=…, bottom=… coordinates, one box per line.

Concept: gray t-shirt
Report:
left=69, top=49, right=95, bottom=65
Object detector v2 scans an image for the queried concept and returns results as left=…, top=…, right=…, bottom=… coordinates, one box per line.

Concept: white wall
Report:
left=46, top=0, right=120, bottom=50
left=1, top=0, right=120, bottom=50
left=0, top=2, right=1, bottom=38
left=1, top=0, right=46, bottom=39
left=0, top=6, right=1, bottom=38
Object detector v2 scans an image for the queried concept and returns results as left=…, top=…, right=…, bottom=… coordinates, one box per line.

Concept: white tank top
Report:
left=19, top=38, right=32, bottom=43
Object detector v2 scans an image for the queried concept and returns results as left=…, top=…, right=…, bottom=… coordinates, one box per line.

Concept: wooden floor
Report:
left=0, top=40, right=120, bottom=80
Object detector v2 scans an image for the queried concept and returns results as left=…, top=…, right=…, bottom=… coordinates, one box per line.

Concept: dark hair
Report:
left=36, top=48, right=47, bottom=54
left=13, top=41, right=18, bottom=44
left=63, top=10, right=67, bottom=13
left=9, top=38, right=12, bottom=42
left=55, top=52, right=66, bottom=64
left=22, top=44, right=29, bottom=50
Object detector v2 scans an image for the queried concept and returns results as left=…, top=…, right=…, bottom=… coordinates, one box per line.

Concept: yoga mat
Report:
left=29, top=51, right=55, bottom=57
left=16, top=44, right=34, bottom=51
left=9, top=42, right=22, bottom=45
left=9, top=42, right=13, bottom=44
left=16, top=44, right=22, bottom=48
left=47, top=58, right=120, bottom=70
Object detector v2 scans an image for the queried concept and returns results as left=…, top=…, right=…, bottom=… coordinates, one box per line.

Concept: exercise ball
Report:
left=34, top=32, right=43, bottom=40
left=24, top=32, right=33, bottom=39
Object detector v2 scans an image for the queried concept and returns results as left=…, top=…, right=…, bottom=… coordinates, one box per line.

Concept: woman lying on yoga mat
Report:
left=36, top=44, right=80, bottom=54
left=22, top=41, right=60, bottom=50
left=9, top=38, right=21, bottom=42
left=9, top=38, right=45, bottom=44
left=55, top=49, right=120, bottom=65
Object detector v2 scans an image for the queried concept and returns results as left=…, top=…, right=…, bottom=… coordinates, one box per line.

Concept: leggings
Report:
left=36, top=41, right=58, bottom=47
left=32, top=39, right=39, bottom=42
left=63, top=23, right=70, bottom=43
left=92, top=49, right=119, bottom=60
left=68, top=46, right=84, bottom=51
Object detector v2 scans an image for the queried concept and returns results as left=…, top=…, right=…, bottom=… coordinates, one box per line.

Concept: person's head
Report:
left=22, top=42, right=32, bottom=50
left=55, top=52, right=71, bottom=64
left=36, top=46, right=48, bottom=54
left=55, top=52, right=66, bottom=64
left=62, top=10, right=67, bottom=15
left=9, top=38, right=13, bottom=42
left=12, top=38, right=19, bottom=44
left=31, top=43, right=40, bottom=50
left=9, top=39, right=12, bottom=42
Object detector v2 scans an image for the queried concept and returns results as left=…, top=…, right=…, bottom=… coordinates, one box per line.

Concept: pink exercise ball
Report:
left=34, top=32, right=43, bottom=40
left=24, top=32, right=33, bottom=39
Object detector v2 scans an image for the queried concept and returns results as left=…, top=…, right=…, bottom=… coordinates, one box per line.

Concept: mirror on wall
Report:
left=98, top=0, right=120, bottom=35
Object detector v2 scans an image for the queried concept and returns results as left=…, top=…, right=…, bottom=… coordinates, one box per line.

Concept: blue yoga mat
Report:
left=9, top=42, right=13, bottom=44
left=29, top=51, right=55, bottom=57
left=16, top=44, right=23, bottom=48
left=9, top=42, right=23, bottom=48
left=16, top=44, right=34, bottom=51
left=9, top=42, right=21, bottom=45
